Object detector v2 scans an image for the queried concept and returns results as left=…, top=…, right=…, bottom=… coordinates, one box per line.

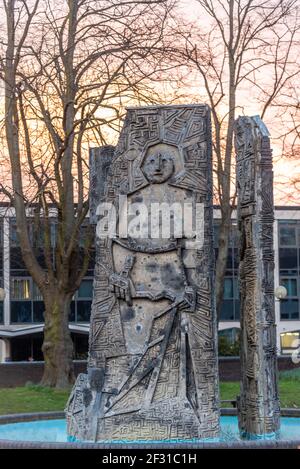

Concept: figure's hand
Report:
left=177, top=286, right=196, bottom=313
left=109, top=255, right=135, bottom=306
left=109, top=272, right=133, bottom=306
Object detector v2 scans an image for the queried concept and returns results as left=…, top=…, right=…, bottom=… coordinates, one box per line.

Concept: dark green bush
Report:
left=218, top=335, right=240, bottom=357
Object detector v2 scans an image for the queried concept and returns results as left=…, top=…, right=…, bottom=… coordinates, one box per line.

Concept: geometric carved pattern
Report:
left=235, top=116, right=280, bottom=439
left=66, top=105, right=220, bottom=441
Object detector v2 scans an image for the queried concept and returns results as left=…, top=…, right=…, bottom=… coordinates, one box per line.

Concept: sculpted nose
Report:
left=156, top=155, right=162, bottom=171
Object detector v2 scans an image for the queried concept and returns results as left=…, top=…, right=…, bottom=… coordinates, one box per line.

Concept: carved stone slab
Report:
left=89, top=145, right=115, bottom=225
left=66, top=105, right=220, bottom=442
left=235, top=116, right=280, bottom=439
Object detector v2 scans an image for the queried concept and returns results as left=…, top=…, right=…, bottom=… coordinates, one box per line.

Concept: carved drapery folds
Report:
left=235, top=116, right=280, bottom=439
left=66, top=105, right=220, bottom=442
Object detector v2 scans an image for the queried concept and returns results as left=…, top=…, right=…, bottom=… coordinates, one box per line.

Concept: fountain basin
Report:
left=0, top=410, right=300, bottom=448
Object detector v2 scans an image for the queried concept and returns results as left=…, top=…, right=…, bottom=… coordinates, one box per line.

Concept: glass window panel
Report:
left=73, top=334, right=88, bottom=360
left=297, top=227, right=300, bottom=246
left=233, top=278, right=239, bottom=299
left=76, top=301, right=92, bottom=322
left=280, top=270, right=298, bottom=277
left=33, top=301, right=45, bottom=323
left=281, top=278, right=297, bottom=297
left=34, top=249, right=47, bottom=269
left=280, top=226, right=296, bottom=246
left=0, top=302, right=3, bottom=324
left=223, top=278, right=233, bottom=299
left=32, top=336, right=44, bottom=361
left=11, top=302, right=32, bottom=323
left=10, top=247, right=28, bottom=271
left=10, top=221, right=19, bottom=246
left=219, top=327, right=240, bottom=344
left=31, top=225, right=45, bottom=247
left=213, top=223, right=220, bottom=248
left=51, top=223, right=57, bottom=247
left=279, top=248, right=298, bottom=270
left=11, top=278, right=31, bottom=300
left=280, top=331, right=300, bottom=349
left=88, top=249, right=96, bottom=272
left=32, top=283, right=43, bottom=301
left=226, top=248, right=234, bottom=269
left=69, top=301, right=75, bottom=322
left=11, top=337, right=32, bottom=361
left=234, top=299, right=240, bottom=320
left=232, top=248, right=239, bottom=270
left=220, top=299, right=235, bottom=321
left=229, top=224, right=238, bottom=246
left=280, top=299, right=299, bottom=320
left=78, top=280, right=93, bottom=298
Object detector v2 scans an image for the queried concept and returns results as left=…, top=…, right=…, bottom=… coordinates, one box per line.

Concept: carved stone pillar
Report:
left=235, top=116, right=280, bottom=439
left=66, top=104, right=220, bottom=442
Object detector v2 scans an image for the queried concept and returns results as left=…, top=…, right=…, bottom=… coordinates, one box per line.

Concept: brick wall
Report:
left=0, top=357, right=299, bottom=387
left=0, top=361, right=87, bottom=388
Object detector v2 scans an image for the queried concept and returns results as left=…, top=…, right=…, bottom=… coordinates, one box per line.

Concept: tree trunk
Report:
left=41, top=290, right=75, bottom=388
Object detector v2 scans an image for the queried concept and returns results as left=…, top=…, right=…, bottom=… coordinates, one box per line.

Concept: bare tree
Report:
left=0, top=0, right=176, bottom=387
left=176, top=0, right=299, bottom=318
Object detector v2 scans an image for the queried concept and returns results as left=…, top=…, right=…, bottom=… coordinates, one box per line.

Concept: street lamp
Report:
left=274, top=285, right=287, bottom=300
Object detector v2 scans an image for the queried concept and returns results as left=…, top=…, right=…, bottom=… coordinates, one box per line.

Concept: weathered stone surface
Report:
left=235, top=116, right=280, bottom=439
left=66, top=104, right=220, bottom=442
left=89, top=145, right=115, bottom=225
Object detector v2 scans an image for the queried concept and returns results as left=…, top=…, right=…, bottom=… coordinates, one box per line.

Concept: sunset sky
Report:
left=0, top=0, right=299, bottom=206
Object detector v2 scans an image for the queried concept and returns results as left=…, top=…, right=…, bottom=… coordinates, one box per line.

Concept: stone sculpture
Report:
left=66, top=104, right=219, bottom=442
left=235, top=116, right=280, bottom=439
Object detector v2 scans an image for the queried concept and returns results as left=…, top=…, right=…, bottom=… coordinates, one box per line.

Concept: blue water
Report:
left=0, top=417, right=299, bottom=443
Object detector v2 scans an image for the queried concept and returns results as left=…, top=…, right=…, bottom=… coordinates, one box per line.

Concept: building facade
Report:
left=0, top=206, right=299, bottom=362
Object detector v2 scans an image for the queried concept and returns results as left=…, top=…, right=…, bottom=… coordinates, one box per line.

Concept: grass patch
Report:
left=0, top=378, right=299, bottom=415
left=220, top=380, right=300, bottom=408
left=0, top=384, right=70, bottom=415
left=279, top=368, right=300, bottom=381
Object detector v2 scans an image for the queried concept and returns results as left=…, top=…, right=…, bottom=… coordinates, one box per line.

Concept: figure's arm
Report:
left=109, top=255, right=136, bottom=306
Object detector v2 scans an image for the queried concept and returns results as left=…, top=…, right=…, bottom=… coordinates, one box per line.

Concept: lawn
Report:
left=0, top=385, right=70, bottom=415
left=220, top=380, right=300, bottom=408
left=0, top=377, right=299, bottom=415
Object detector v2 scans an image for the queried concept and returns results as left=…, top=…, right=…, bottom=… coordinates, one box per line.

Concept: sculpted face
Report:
left=141, top=152, right=175, bottom=183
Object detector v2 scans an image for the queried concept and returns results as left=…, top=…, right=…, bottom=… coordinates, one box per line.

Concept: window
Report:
left=69, top=279, right=93, bottom=323
left=72, top=333, right=89, bottom=360
left=280, top=277, right=299, bottom=320
left=10, top=334, right=44, bottom=361
left=281, top=278, right=298, bottom=297
left=280, top=225, right=296, bottom=247
left=279, top=221, right=300, bottom=320
left=10, top=278, right=45, bottom=323
left=280, top=331, right=300, bottom=354
left=279, top=248, right=298, bottom=271
left=78, top=279, right=93, bottom=298
left=218, top=328, right=241, bottom=356
left=220, top=277, right=240, bottom=321
left=9, top=219, right=56, bottom=275
left=214, top=221, right=240, bottom=322
left=11, top=278, right=31, bottom=300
